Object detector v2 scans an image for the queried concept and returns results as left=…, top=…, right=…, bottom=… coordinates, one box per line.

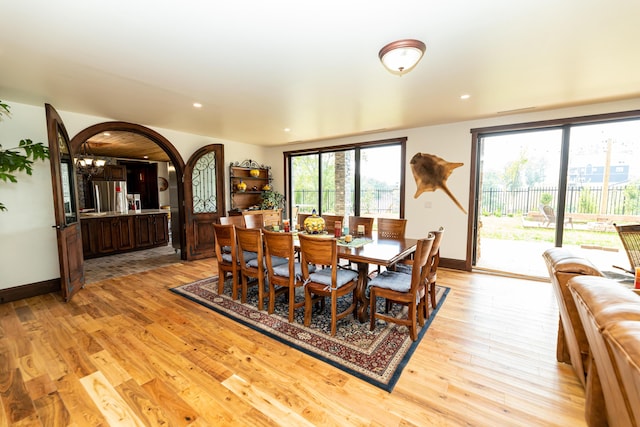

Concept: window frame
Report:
left=283, top=137, right=407, bottom=219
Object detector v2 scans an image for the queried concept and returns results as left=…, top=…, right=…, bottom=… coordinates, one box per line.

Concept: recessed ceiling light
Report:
left=103, top=132, right=111, bottom=136
left=460, top=94, right=471, bottom=100
left=193, top=102, right=202, bottom=108
left=143, top=155, right=149, bottom=159
left=284, top=128, right=291, bottom=132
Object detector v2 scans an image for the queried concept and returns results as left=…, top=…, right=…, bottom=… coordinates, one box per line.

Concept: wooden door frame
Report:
left=70, top=122, right=188, bottom=259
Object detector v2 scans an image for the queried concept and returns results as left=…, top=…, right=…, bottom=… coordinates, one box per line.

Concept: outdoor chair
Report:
left=263, top=229, right=315, bottom=322
left=299, top=233, right=358, bottom=336
left=367, top=233, right=435, bottom=341
left=614, top=223, right=640, bottom=275
left=540, top=204, right=573, bottom=229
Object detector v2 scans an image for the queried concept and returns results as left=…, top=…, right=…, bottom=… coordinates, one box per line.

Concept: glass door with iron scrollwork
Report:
left=184, top=144, right=225, bottom=260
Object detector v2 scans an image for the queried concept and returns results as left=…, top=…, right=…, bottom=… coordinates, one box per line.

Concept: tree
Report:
left=0, top=101, right=49, bottom=211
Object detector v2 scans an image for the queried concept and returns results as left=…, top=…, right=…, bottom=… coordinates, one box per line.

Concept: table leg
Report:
left=355, top=261, right=370, bottom=323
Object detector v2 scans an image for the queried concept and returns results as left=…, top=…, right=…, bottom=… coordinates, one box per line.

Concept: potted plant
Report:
left=260, top=189, right=285, bottom=210
left=0, top=100, right=49, bottom=211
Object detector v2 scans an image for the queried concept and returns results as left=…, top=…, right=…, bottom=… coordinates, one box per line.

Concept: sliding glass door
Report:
left=474, top=116, right=640, bottom=278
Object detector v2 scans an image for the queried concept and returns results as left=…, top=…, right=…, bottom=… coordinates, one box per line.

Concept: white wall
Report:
left=264, top=98, right=640, bottom=261
left=0, top=101, right=268, bottom=289
left=2, top=98, right=639, bottom=289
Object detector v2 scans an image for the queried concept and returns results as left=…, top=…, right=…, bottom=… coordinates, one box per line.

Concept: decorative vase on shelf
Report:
left=303, top=209, right=326, bottom=234
left=262, top=184, right=271, bottom=191
left=237, top=180, right=247, bottom=192
left=250, top=169, right=260, bottom=177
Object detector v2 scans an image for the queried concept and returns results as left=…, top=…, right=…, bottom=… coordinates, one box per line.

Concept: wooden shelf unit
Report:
left=229, top=159, right=272, bottom=211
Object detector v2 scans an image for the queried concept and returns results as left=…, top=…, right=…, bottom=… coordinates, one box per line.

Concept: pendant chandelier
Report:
left=75, top=141, right=106, bottom=177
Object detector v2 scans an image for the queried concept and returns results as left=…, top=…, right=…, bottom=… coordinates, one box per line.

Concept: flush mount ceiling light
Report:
left=378, top=39, right=426, bottom=76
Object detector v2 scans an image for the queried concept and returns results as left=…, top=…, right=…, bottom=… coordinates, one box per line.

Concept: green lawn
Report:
left=480, top=215, right=622, bottom=249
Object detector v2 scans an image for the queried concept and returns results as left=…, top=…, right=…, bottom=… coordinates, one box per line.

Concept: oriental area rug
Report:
left=171, top=276, right=449, bottom=392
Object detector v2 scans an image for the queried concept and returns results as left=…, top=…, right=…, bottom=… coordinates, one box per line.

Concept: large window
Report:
left=285, top=138, right=406, bottom=226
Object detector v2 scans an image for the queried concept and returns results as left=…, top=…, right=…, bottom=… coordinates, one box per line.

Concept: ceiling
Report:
left=2, top=1, right=639, bottom=151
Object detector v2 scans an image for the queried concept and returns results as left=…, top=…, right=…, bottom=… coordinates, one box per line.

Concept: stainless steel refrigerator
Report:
left=93, top=181, right=127, bottom=213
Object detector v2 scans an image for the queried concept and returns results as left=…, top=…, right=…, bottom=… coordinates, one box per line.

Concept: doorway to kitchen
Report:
left=70, top=123, right=187, bottom=283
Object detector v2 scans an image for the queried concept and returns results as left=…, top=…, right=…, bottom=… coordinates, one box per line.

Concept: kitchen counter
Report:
left=80, top=209, right=168, bottom=219
left=80, top=210, right=169, bottom=258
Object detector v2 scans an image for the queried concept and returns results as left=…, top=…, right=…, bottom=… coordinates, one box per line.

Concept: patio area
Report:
left=475, top=215, right=633, bottom=279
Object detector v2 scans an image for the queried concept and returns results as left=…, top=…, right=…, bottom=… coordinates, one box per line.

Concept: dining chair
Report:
left=394, top=226, right=445, bottom=318
left=213, top=223, right=243, bottom=300
left=235, top=226, right=284, bottom=310
left=219, top=215, right=245, bottom=227
left=367, top=233, right=435, bottom=341
left=424, top=227, right=445, bottom=316
left=348, top=216, right=374, bottom=237
left=242, top=213, right=264, bottom=229
left=298, top=233, right=358, bottom=336
left=377, top=218, right=407, bottom=239
left=321, top=214, right=344, bottom=236
left=263, top=229, right=316, bottom=322
left=372, top=217, right=409, bottom=273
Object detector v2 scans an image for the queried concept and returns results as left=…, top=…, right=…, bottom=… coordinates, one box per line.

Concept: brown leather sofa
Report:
left=569, top=276, right=640, bottom=427
left=542, top=247, right=604, bottom=385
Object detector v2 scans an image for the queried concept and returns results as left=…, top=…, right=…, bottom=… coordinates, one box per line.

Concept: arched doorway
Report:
left=70, top=122, right=188, bottom=260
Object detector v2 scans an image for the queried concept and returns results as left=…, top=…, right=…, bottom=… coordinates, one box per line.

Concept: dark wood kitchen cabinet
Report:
left=97, top=216, right=135, bottom=254
left=135, top=213, right=169, bottom=248
left=80, top=211, right=168, bottom=259
left=92, top=164, right=127, bottom=181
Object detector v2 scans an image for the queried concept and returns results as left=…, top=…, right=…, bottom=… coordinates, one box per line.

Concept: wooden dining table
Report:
left=293, top=232, right=418, bottom=322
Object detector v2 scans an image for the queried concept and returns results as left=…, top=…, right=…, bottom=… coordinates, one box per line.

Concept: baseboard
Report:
left=440, top=258, right=469, bottom=271
left=0, top=279, right=61, bottom=304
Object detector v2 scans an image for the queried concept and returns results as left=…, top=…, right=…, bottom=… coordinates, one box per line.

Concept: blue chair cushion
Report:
left=367, top=270, right=411, bottom=293
left=247, top=255, right=288, bottom=269
left=272, top=262, right=316, bottom=278
left=394, top=264, right=413, bottom=275
left=308, top=267, right=357, bottom=289
left=222, top=250, right=258, bottom=263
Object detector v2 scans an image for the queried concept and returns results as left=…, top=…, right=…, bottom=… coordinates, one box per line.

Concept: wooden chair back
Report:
left=220, top=215, right=245, bottom=227
left=213, top=223, right=236, bottom=264
left=235, top=226, right=263, bottom=262
left=348, top=216, right=374, bottom=237
left=299, top=233, right=338, bottom=271
left=322, top=214, right=345, bottom=235
left=263, top=229, right=302, bottom=321
left=243, top=213, right=264, bottom=229
left=235, top=226, right=266, bottom=309
left=377, top=218, right=407, bottom=239
left=412, top=234, right=436, bottom=293
left=212, top=223, right=240, bottom=299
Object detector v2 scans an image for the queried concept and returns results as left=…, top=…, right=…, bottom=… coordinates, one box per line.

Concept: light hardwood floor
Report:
left=0, top=260, right=587, bottom=426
